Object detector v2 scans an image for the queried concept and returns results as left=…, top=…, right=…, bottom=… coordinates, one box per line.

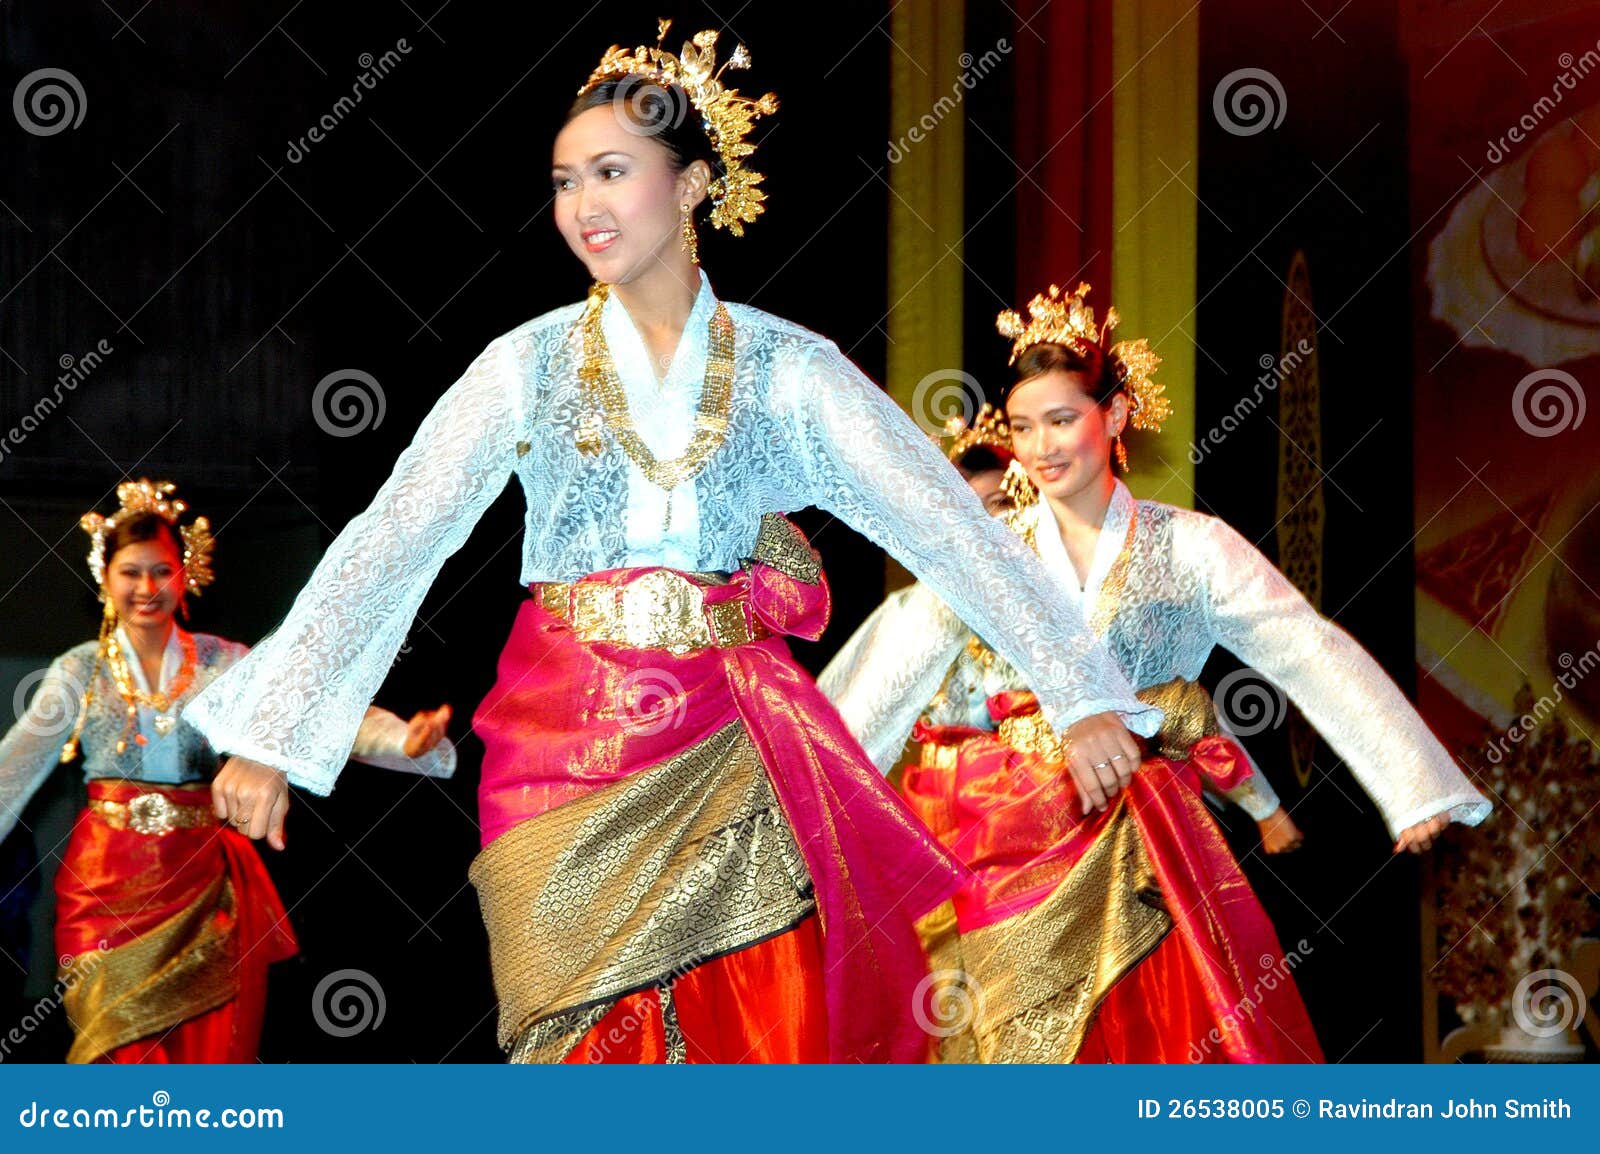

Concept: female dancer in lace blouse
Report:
left=187, top=24, right=1162, bottom=1064
left=0, top=480, right=453, bottom=1063
left=824, top=285, right=1490, bottom=1062
left=836, top=407, right=1306, bottom=854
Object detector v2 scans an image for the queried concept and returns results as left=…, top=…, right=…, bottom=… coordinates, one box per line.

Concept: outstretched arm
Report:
left=196, top=338, right=524, bottom=845
left=0, top=650, right=87, bottom=844
left=1195, top=515, right=1490, bottom=845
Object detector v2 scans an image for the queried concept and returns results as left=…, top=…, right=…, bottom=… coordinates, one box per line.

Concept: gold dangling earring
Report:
left=1114, top=435, right=1129, bottom=473
left=680, top=204, right=699, bottom=266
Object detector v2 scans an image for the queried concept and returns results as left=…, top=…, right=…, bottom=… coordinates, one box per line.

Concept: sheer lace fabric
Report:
left=186, top=277, right=1157, bottom=794
left=823, top=481, right=1491, bottom=838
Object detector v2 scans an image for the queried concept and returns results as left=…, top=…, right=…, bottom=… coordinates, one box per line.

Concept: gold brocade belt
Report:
left=88, top=793, right=215, bottom=836
left=993, top=678, right=1223, bottom=765
left=535, top=569, right=769, bottom=655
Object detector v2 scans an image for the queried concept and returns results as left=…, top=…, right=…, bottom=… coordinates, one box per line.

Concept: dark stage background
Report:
left=1, top=1, right=1481, bottom=1062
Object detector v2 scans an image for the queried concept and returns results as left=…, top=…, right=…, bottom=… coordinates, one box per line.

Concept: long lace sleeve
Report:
left=818, top=583, right=969, bottom=772
left=779, top=340, right=1160, bottom=738
left=1193, top=515, right=1490, bottom=837
left=185, top=338, right=523, bottom=795
left=0, top=647, right=88, bottom=843
left=348, top=707, right=458, bottom=779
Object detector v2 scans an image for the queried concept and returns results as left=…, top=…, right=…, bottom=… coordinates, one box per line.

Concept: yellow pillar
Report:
left=886, top=0, right=967, bottom=416
left=1112, top=1, right=1199, bottom=506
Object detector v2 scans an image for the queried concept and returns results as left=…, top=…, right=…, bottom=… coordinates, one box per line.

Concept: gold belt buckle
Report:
left=623, top=570, right=711, bottom=655
left=91, top=790, right=210, bottom=835
left=126, top=792, right=178, bottom=836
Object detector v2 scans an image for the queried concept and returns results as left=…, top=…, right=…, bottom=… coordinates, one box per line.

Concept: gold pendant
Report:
left=576, top=411, right=605, bottom=458
left=153, top=714, right=176, bottom=737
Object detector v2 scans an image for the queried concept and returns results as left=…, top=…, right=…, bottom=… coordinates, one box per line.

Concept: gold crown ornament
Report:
left=940, top=403, right=1013, bottom=463
left=80, top=478, right=215, bottom=598
left=996, top=281, right=1172, bottom=470
left=584, top=19, right=778, bottom=236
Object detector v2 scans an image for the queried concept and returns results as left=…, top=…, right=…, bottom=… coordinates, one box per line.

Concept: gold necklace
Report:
left=576, top=282, right=737, bottom=493
left=105, top=628, right=197, bottom=751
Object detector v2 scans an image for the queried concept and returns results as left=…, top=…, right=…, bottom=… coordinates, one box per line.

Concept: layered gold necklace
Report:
left=576, top=282, right=737, bottom=499
left=105, top=627, right=198, bottom=751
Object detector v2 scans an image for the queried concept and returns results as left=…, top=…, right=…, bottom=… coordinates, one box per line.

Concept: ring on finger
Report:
left=1094, top=760, right=1111, bottom=770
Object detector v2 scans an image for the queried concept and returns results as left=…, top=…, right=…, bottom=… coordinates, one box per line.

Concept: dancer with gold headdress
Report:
left=835, top=405, right=1301, bottom=848
left=0, top=480, right=455, bottom=1063
left=187, top=23, right=1166, bottom=1064
left=823, top=284, right=1491, bottom=1063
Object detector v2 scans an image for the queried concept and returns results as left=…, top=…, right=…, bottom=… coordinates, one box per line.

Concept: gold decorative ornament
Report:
left=996, top=281, right=1171, bottom=438
left=89, top=790, right=214, bottom=836
left=80, top=478, right=215, bottom=598
left=998, top=459, right=1040, bottom=550
left=104, top=628, right=197, bottom=752
left=583, top=19, right=778, bottom=236
left=536, top=571, right=767, bottom=655
left=941, top=403, right=1012, bottom=464
left=576, top=282, right=736, bottom=494
left=680, top=203, right=699, bottom=265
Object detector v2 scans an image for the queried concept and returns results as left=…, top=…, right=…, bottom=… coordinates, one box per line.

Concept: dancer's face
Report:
left=960, top=468, right=1013, bottom=516
left=1005, top=370, right=1127, bottom=503
left=106, top=536, right=184, bottom=630
left=551, top=106, right=707, bottom=286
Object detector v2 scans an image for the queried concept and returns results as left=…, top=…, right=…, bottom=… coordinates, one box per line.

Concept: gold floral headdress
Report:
left=995, top=281, right=1172, bottom=438
left=80, top=478, right=215, bottom=598
left=940, top=403, right=1013, bottom=464
left=583, top=19, right=778, bottom=235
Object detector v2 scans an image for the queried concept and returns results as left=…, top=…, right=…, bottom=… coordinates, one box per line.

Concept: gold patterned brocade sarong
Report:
left=916, top=801, right=1168, bottom=1063
left=470, top=721, right=817, bottom=1062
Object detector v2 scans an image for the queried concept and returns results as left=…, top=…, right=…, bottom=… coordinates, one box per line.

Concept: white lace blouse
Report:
left=0, top=626, right=456, bottom=845
left=185, top=273, right=1161, bottom=795
left=821, top=480, right=1492, bottom=838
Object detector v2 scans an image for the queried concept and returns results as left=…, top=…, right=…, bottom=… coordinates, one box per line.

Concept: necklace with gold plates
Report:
left=575, top=282, right=736, bottom=531
left=105, top=629, right=198, bottom=752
